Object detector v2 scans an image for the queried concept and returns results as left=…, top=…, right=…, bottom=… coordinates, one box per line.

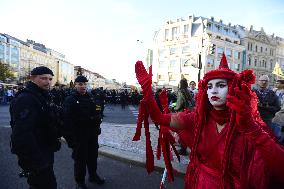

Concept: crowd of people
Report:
left=4, top=54, right=284, bottom=189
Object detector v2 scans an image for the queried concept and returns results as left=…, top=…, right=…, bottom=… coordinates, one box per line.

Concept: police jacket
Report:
left=10, top=81, right=61, bottom=171
left=62, top=91, right=102, bottom=143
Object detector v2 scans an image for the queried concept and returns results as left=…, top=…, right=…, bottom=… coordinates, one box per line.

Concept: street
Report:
left=0, top=104, right=184, bottom=189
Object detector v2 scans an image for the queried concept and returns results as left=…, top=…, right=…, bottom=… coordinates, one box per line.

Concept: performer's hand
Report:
left=135, top=61, right=152, bottom=98
left=227, top=84, right=256, bottom=132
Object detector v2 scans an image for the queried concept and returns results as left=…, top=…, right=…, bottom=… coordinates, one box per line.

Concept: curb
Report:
left=98, top=145, right=187, bottom=178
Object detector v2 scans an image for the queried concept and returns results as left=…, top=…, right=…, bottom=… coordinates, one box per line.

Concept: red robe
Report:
left=174, top=112, right=284, bottom=189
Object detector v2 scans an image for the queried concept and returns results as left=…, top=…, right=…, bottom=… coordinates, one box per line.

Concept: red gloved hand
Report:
left=226, top=83, right=257, bottom=132
left=135, top=61, right=152, bottom=98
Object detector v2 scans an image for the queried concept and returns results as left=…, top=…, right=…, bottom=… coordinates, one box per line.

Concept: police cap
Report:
left=75, top=75, right=88, bottom=82
left=30, top=66, right=54, bottom=76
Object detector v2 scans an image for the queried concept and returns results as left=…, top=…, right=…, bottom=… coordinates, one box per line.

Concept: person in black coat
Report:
left=62, top=75, right=105, bottom=189
left=10, top=66, right=61, bottom=189
left=253, top=75, right=281, bottom=129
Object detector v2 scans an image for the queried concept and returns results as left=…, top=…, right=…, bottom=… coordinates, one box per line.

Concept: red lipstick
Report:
left=211, top=96, right=220, bottom=101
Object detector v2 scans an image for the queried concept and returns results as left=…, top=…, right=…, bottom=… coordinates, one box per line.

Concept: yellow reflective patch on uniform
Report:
left=96, top=105, right=101, bottom=111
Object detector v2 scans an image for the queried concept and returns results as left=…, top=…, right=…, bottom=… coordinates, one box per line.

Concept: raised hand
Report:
left=226, top=83, right=255, bottom=131
left=135, top=61, right=152, bottom=98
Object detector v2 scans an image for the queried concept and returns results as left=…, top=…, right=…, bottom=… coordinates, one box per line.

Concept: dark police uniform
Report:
left=10, top=81, right=61, bottom=189
left=63, top=90, right=103, bottom=186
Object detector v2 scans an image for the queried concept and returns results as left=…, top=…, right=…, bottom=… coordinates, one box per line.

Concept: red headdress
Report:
left=187, top=53, right=263, bottom=187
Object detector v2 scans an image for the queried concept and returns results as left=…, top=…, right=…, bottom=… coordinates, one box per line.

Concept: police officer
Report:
left=10, top=66, right=61, bottom=189
left=62, top=75, right=105, bottom=189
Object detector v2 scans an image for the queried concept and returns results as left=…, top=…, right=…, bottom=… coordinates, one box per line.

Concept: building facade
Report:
left=0, top=34, right=21, bottom=82
left=239, top=26, right=279, bottom=85
left=49, top=49, right=74, bottom=85
left=153, top=15, right=283, bottom=88
left=0, top=33, right=74, bottom=86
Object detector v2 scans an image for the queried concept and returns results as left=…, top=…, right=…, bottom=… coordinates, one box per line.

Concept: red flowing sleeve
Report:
left=245, top=124, right=284, bottom=184
left=171, top=111, right=196, bottom=148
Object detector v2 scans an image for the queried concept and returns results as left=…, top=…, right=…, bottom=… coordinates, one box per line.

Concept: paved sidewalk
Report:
left=98, top=122, right=189, bottom=177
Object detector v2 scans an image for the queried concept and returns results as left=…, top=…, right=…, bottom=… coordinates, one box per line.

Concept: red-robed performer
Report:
left=134, top=53, right=284, bottom=189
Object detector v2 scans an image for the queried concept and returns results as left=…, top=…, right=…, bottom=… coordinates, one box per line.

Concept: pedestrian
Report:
left=253, top=75, right=281, bottom=131
left=62, top=75, right=105, bottom=189
left=174, top=78, right=195, bottom=155
left=273, top=79, right=284, bottom=106
left=188, top=80, right=198, bottom=98
left=135, top=53, right=284, bottom=188
left=10, top=66, right=61, bottom=189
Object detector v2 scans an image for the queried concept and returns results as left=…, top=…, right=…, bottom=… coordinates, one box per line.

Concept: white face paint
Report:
left=207, top=79, right=228, bottom=109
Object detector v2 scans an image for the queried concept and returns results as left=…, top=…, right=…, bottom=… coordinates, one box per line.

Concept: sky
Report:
left=1, top=0, right=284, bottom=85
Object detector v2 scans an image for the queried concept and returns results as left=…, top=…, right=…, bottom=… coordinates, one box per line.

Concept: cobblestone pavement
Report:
left=99, top=122, right=190, bottom=172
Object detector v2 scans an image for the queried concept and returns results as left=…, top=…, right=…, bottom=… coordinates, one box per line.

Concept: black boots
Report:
left=89, top=174, right=105, bottom=185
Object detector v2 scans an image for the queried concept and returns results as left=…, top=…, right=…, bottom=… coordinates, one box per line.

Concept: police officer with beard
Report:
left=10, top=66, right=61, bottom=189
left=62, top=75, right=105, bottom=189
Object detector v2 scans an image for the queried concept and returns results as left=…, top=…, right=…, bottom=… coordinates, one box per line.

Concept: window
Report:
left=261, top=47, right=263, bottom=53
left=207, top=23, right=212, bottom=29
left=0, top=36, right=6, bottom=42
left=172, top=27, right=178, bottom=40
left=216, top=25, right=221, bottom=31
left=234, top=63, right=240, bottom=71
left=254, top=59, right=257, bottom=67
left=234, top=51, right=240, bottom=60
left=158, top=74, right=166, bottom=80
left=170, top=59, right=178, bottom=67
left=217, top=47, right=224, bottom=55
left=182, top=46, right=190, bottom=54
left=165, top=29, right=169, bottom=40
left=226, top=49, right=232, bottom=58
left=270, top=60, right=273, bottom=69
left=224, top=28, right=229, bottom=34
left=0, top=44, right=4, bottom=59
left=247, top=43, right=250, bottom=50
left=170, top=47, right=177, bottom=55
left=248, top=57, right=251, bottom=66
left=169, top=73, right=177, bottom=81
left=159, top=49, right=166, bottom=57
left=159, top=61, right=167, bottom=68
left=207, top=59, right=214, bottom=68
left=255, top=45, right=258, bottom=52
left=184, top=24, right=189, bottom=33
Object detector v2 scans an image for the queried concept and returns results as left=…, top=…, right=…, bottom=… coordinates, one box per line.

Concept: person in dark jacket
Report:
left=253, top=75, right=281, bottom=129
left=174, top=78, right=195, bottom=155
left=63, top=75, right=105, bottom=189
left=10, top=66, right=61, bottom=189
